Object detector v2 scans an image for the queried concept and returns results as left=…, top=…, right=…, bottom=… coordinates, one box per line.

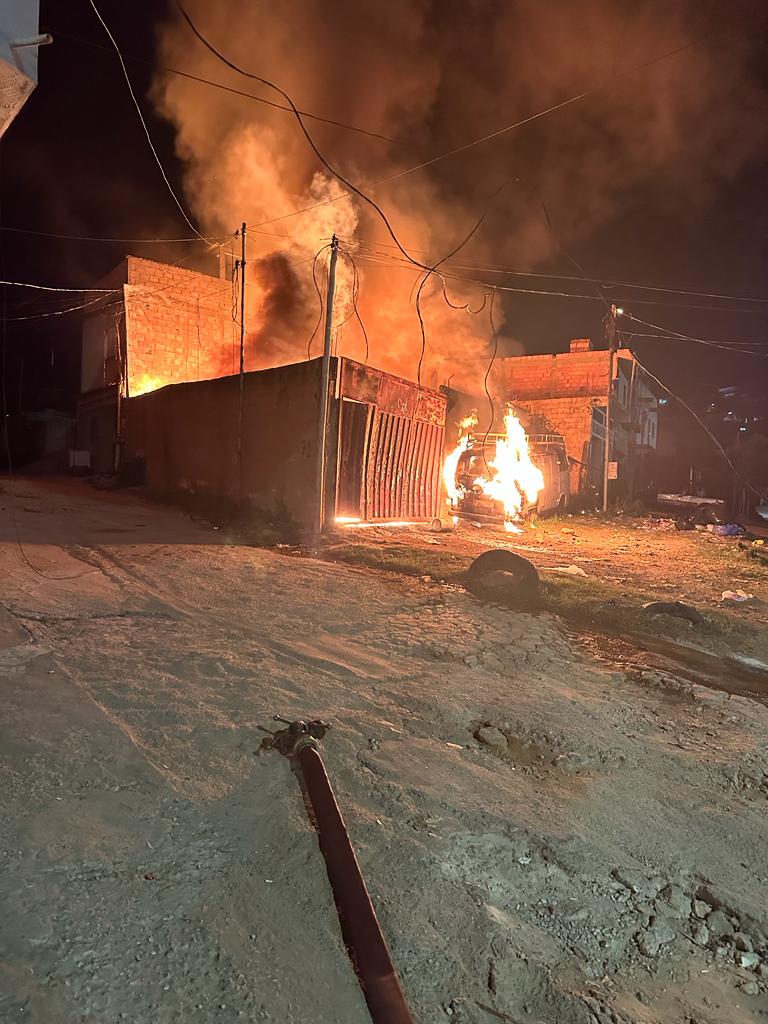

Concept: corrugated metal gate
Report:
left=335, top=359, right=446, bottom=522
left=364, top=409, right=443, bottom=520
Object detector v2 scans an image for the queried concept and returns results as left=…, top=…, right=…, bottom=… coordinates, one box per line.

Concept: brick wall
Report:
left=515, top=396, right=600, bottom=493
left=123, top=257, right=237, bottom=396
left=493, top=349, right=612, bottom=401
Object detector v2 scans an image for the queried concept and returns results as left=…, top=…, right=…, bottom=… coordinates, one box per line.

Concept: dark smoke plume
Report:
left=152, top=0, right=767, bottom=389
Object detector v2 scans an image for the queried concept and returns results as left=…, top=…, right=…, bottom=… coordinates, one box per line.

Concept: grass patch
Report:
left=321, top=540, right=470, bottom=579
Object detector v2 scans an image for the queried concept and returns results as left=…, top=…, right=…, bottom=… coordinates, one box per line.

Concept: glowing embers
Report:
left=334, top=518, right=411, bottom=529
left=444, top=408, right=543, bottom=527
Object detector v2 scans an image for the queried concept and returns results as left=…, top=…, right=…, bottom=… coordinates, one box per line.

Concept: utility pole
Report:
left=602, top=302, right=619, bottom=513
left=236, top=222, right=247, bottom=497
left=316, top=235, right=339, bottom=534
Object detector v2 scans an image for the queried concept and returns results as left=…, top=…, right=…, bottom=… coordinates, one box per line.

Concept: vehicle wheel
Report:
left=466, top=549, right=540, bottom=597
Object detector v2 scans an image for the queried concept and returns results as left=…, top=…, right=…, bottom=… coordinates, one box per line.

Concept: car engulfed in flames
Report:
left=443, top=409, right=568, bottom=530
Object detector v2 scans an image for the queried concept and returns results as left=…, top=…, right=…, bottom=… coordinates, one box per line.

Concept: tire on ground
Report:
left=466, top=549, right=539, bottom=600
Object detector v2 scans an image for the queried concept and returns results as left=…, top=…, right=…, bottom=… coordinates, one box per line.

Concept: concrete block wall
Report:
left=493, top=349, right=611, bottom=401
left=124, top=358, right=324, bottom=530
left=515, top=396, right=599, bottom=493
left=123, top=257, right=236, bottom=396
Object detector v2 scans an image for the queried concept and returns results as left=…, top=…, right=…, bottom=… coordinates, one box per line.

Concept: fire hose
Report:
left=260, top=717, right=415, bottom=1024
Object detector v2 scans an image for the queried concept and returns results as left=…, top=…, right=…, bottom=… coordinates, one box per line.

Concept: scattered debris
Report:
left=635, top=916, right=676, bottom=957
left=707, top=523, right=745, bottom=537
left=545, top=564, right=589, bottom=577
left=639, top=517, right=676, bottom=532
left=721, top=589, right=755, bottom=604
left=641, top=601, right=706, bottom=626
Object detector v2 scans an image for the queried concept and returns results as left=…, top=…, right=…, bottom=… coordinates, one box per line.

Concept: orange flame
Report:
left=442, top=412, right=478, bottom=504
left=132, top=375, right=165, bottom=397
left=444, top=408, right=543, bottom=523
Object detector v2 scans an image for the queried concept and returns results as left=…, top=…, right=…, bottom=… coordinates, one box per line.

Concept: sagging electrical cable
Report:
left=307, top=244, right=332, bottom=360
left=622, top=343, right=765, bottom=501
left=342, top=237, right=768, bottom=305
left=88, top=0, right=214, bottom=245
left=232, top=25, right=729, bottom=235
left=0, top=148, right=99, bottom=582
left=338, top=246, right=370, bottom=365
left=414, top=181, right=508, bottom=384
left=626, top=332, right=768, bottom=356
left=349, top=251, right=768, bottom=315
left=60, top=30, right=399, bottom=146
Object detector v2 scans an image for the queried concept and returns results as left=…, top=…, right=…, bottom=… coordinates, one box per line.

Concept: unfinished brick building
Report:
left=77, top=256, right=236, bottom=473
left=493, top=338, right=659, bottom=498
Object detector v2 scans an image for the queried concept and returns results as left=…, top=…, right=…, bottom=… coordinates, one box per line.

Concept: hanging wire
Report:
left=306, top=244, right=332, bottom=360
left=337, top=246, right=370, bottom=365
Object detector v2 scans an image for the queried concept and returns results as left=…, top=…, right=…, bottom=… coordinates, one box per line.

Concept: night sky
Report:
left=2, top=0, right=767, bottom=420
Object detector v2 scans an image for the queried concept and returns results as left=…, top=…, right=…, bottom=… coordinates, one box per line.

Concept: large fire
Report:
left=443, top=408, right=544, bottom=527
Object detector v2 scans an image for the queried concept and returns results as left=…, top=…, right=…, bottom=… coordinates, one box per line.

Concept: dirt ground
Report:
left=1, top=478, right=768, bottom=1024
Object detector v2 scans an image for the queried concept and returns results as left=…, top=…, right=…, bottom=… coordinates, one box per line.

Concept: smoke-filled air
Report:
left=152, top=0, right=767, bottom=390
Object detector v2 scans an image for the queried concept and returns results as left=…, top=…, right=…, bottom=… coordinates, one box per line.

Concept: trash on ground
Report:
left=721, top=590, right=756, bottom=604
left=545, top=564, right=589, bottom=577
left=639, top=518, right=676, bottom=532
left=642, top=601, right=706, bottom=625
left=707, top=523, right=745, bottom=537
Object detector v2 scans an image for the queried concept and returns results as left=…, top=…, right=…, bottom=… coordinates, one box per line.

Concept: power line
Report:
left=350, top=251, right=768, bottom=314
left=88, top=0, right=210, bottom=244
left=243, top=26, right=726, bottom=232
left=627, top=348, right=763, bottom=500
left=349, top=239, right=768, bottom=306
left=360, top=28, right=723, bottom=186
left=625, top=332, right=768, bottom=355
left=306, top=244, right=331, bottom=360
left=415, top=181, right=508, bottom=384
left=0, top=225, right=231, bottom=244
left=0, top=279, right=118, bottom=294
left=0, top=150, right=98, bottom=582
left=621, top=311, right=768, bottom=356
left=4, top=294, right=112, bottom=322
left=337, top=246, right=370, bottom=365
left=174, top=2, right=433, bottom=279
left=59, top=31, right=399, bottom=146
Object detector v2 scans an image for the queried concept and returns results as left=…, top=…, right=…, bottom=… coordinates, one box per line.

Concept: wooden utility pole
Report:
left=316, top=235, right=339, bottom=534
left=602, top=302, right=619, bottom=513
left=236, top=222, right=247, bottom=496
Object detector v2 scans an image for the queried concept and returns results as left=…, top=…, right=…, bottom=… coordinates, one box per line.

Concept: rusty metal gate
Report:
left=364, top=408, right=443, bottom=520
left=335, top=359, right=446, bottom=522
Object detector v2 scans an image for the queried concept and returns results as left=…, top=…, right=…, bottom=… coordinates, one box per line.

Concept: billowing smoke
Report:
left=152, top=0, right=766, bottom=391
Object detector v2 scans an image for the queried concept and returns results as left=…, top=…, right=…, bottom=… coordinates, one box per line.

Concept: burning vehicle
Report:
left=443, top=410, right=569, bottom=531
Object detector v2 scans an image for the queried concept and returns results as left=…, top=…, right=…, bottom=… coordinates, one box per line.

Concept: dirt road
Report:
left=1, top=479, right=767, bottom=1023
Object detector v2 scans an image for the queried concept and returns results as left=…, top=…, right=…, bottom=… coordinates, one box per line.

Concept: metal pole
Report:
left=316, top=235, right=339, bottom=533
left=236, top=222, right=246, bottom=497
left=602, top=302, right=618, bottom=512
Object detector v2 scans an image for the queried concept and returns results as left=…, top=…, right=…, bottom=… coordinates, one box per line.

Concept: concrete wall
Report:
left=124, top=359, right=323, bottom=529
left=123, top=257, right=235, bottom=396
left=515, top=396, right=598, bottom=493
left=494, top=349, right=612, bottom=400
